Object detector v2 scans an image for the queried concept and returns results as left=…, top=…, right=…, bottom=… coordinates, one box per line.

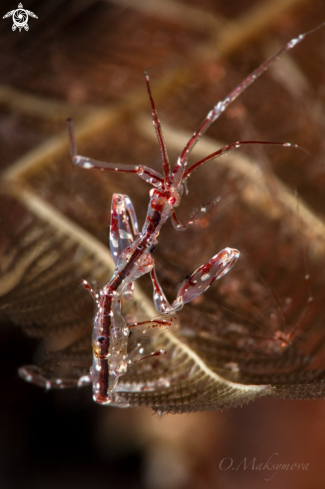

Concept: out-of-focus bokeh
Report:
left=1, top=0, right=325, bottom=487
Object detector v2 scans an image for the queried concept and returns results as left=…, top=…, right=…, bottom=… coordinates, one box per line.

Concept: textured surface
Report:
left=1, top=0, right=325, bottom=486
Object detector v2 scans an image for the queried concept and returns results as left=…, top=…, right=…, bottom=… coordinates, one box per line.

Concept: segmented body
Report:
left=91, top=187, right=180, bottom=404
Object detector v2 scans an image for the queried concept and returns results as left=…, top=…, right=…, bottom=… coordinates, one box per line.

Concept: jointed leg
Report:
left=171, top=197, right=220, bottom=231
left=129, top=314, right=179, bottom=337
left=81, top=279, right=100, bottom=305
left=127, top=346, right=167, bottom=367
left=19, top=365, right=91, bottom=390
left=66, top=119, right=165, bottom=187
left=128, top=314, right=179, bottom=366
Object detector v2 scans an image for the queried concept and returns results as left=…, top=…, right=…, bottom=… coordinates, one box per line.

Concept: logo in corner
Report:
left=3, top=3, right=38, bottom=32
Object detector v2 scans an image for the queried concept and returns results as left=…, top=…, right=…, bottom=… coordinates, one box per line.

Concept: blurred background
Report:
left=1, top=0, right=325, bottom=488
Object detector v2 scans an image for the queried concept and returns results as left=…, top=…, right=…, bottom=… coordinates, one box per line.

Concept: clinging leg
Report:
left=171, top=197, right=220, bottom=231
left=19, top=365, right=91, bottom=390
left=129, top=314, right=179, bottom=338
left=127, top=315, right=179, bottom=366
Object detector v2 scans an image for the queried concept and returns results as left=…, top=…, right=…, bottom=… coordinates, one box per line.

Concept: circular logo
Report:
left=13, top=8, right=28, bottom=29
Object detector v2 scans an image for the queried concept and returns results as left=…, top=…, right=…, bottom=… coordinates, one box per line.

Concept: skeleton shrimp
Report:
left=65, top=75, right=243, bottom=405
left=19, top=23, right=325, bottom=406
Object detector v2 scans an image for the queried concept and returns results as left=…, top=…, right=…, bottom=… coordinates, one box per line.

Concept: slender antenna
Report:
left=183, top=140, right=301, bottom=179
left=171, top=22, right=325, bottom=186
left=65, top=117, right=165, bottom=186
left=145, top=72, right=171, bottom=179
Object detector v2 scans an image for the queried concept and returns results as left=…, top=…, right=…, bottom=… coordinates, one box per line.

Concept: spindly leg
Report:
left=171, top=197, right=220, bottom=231
left=129, top=314, right=179, bottom=337
left=127, top=314, right=179, bottom=365
left=80, top=279, right=100, bottom=304
left=19, top=365, right=91, bottom=390
left=150, top=247, right=240, bottom=313
left=128, top=349, right=167, bottom=368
